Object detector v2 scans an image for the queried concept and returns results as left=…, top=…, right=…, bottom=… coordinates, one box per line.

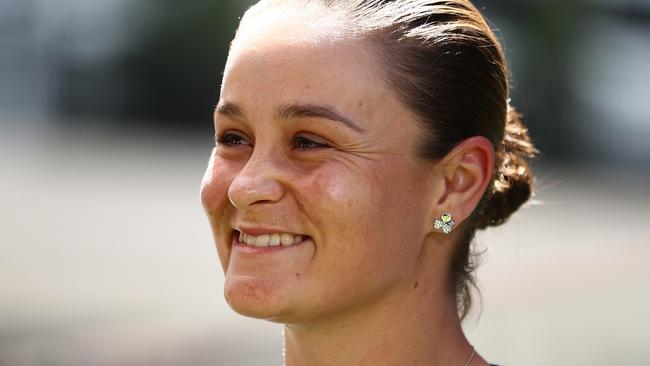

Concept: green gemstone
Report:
left=441, top=213, right=452, bottom=223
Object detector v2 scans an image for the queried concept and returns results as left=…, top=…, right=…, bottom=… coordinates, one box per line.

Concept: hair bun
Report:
left=476, top=105, right=538, bottom=229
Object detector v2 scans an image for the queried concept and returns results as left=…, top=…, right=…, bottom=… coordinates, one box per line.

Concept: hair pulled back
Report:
left=245, top=0, right=538, bottom=319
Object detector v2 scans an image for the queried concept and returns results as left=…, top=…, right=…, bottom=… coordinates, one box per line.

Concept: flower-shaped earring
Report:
left=434, top=212, right=455, bottom=234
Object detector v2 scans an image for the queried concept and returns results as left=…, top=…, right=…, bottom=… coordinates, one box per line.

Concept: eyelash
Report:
left=293, top=135, right=329, bottom=150
left=217, top=132, right=249, bottom=146
left=216, top=132, right=330, bottom=150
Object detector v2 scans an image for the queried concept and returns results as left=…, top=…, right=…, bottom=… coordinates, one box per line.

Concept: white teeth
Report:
left=269, top=234, right=281, bottom=247
left=280, top=233, right=293, bottom=246
left=256, top=235, right=270, bottom=247
left=238, top=231, right=306, bottom=248
left=242, top=233, right=256, bottom=246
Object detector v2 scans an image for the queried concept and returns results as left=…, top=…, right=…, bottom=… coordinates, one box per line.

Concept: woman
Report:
left=201, top=0, right=537, bottom=365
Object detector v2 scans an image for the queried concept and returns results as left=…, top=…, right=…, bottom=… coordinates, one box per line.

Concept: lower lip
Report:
left=232, top=235, right=308, bottom=254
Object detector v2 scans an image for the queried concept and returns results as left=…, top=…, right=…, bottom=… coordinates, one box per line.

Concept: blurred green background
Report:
left=1, top=0, right=649, bottom=365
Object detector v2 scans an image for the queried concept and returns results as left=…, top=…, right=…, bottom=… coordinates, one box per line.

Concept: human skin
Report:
left=200, top=2, right=494, bottom=365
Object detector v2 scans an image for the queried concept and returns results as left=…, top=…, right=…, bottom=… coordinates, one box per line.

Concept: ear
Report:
left=436, top=136, right=494, bottom=225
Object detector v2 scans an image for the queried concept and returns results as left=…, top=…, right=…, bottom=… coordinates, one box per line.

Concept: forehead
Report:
left=221, top=3, right=400, bottom=124
left=234, top=0, right=349, bottom=48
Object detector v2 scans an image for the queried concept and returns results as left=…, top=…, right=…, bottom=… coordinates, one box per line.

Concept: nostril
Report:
left=253, top=199, right=277, bottom=205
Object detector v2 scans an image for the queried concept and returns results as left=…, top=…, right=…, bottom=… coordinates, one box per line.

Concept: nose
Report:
left=228, top=152, right=285, bottom=209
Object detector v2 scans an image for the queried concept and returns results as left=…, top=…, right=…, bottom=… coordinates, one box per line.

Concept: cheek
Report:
left=308, top=160, right=425, bottom=270
left=295, top=164, right=423, bottom=314
left=307, top=163, right=413, bottom=254
left=302, top=167, right=365, bottom=233
left=200, top=154, right=234, bottom=218
left=201, top=154, right=243, bottom=271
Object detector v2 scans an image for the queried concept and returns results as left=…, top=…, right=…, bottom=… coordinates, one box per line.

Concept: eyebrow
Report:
left=215, top=101, right=364, bottom=133
left=215, top=101, right=243, bottom=119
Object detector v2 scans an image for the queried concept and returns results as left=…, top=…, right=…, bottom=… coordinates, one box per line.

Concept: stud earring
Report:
left=434, top=212, right=455, bottom=234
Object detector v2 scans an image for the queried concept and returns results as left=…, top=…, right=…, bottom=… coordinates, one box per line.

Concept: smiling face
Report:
left=200, top=3, right=444, bottom=325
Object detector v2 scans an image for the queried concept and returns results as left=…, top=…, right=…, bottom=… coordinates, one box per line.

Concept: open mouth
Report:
left=233, top=230, right=310, bottom=248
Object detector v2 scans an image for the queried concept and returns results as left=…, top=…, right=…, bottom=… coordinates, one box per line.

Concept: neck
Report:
left=282, top=277, right=478, bottom=366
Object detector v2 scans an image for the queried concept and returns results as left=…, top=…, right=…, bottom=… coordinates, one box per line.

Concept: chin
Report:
left=223, top=274, right=299, bottom=322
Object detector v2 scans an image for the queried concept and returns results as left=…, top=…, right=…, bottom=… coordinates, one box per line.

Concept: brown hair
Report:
left=243, top=0, right=537, bottom=319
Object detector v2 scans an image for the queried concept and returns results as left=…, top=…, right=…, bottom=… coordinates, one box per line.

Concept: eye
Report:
left=294, top=135, right=330, bottom=150
left=217, top=131, right=251, bottom=147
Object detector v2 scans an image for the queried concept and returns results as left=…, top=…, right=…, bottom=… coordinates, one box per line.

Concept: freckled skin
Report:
left=200, top=6, right=445, bottom=326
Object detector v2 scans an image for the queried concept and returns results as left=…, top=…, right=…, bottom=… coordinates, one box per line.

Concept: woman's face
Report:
left=201, top=6, right=443, bottom=324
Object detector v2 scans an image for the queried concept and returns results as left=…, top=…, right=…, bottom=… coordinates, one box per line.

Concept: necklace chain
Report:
left=463, top=346, right=476, bottom=366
